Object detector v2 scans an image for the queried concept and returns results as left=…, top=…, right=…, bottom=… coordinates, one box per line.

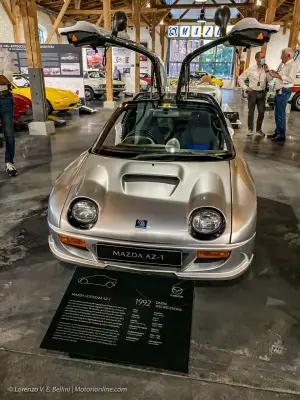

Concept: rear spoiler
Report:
left=58, top=21, right=167, bottom=98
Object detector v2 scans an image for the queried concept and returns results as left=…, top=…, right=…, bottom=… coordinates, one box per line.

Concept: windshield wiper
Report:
left=133, top=152, right=225, bottom=160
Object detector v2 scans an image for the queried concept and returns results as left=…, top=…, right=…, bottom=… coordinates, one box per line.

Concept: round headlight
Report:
left=71, top=199, right=98, bottom=225
left=191, top=209, right=223, bottom=235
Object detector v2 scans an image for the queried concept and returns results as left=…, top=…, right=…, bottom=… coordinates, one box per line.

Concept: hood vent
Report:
left=122, top=174, right=180, bottom=198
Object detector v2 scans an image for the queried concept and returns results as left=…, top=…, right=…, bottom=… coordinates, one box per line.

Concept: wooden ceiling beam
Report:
left=156, top=2, right=253, bottom=9
left=0, top=0, right=16, bottom=24
left=74, top=0, right=81, bottom=9
left=276, top=0, right=286, bottom=7
left=46, top=0, right=72, bottom=44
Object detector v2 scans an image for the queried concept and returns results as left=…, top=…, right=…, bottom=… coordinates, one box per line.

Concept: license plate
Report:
left=97, top=244, right=182, bottom=267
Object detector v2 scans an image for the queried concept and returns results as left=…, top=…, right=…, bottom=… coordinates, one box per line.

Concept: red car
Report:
left=0, top=93, right=32, bottom=125
left=140, top=72, right=151, bottom=84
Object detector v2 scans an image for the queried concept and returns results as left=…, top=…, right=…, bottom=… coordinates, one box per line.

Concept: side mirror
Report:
left=214, top=6, right=231, bottom=37
left=112, top=11, right=128, bottom=39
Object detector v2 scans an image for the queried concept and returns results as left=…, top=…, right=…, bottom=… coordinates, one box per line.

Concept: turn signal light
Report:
left=59, top=235, right=87, bottom=249
left=72, top=34, right=78, bottom=42
left=197, top=250, right=230, bottom=259
left=257, top=33, right=264, bottom=39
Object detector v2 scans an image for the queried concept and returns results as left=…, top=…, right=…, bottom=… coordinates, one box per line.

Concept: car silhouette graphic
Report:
left=78, top=275, right=117, bottom=288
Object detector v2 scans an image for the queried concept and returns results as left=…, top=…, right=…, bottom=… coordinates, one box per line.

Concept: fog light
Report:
left=197, top=250, right=230, bottom=259
left=59, top=235, right=87, bottom=249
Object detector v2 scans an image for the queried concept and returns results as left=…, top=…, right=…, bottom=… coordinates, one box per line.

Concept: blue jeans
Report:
left=274, top=88, right=292, bottom=137
left=0, top=94, right=15, bottom=163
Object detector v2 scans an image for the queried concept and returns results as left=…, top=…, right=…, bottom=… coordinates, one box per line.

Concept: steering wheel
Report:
left=122, top=129, right=158, bottom=145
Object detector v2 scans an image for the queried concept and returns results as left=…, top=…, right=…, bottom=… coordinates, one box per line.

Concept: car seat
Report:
left=180, top=111, right=217, bottom=150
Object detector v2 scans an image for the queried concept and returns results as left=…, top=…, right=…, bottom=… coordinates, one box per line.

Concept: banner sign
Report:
left=168, top=25, right=233, bottom=39
left=0, top=43, right=83, bottom=77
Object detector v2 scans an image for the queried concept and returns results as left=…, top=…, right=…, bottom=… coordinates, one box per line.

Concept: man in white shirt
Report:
left=0, top=47, right=17, bottom=176
left=238, top=51, right=271, bottom=137
left=265, top=48, right=298, bottom=142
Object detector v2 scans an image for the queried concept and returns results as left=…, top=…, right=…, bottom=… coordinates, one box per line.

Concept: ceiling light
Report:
left=160, top=20, right=164, bottom=25
left=195, top=0, right=208, bottom=3
left=256, top=0, right=262, bottom=5
left=197, top=8, right=206, bottom=24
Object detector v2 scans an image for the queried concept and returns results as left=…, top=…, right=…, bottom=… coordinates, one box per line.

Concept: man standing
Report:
left=0, top=47, right=17, bottom=176
left=238, top=51, right=270, bottom=137
left=265, top=48, right=297, bottom=142
left=113, top=66, right=122, bottom=81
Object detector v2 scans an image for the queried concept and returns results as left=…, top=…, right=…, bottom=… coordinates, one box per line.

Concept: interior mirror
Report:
left=214, top=6, right=231, bottom=37
left=228, top=127, right=234, bottom=137
left=112, top=11, right=128, bottom=38
left=166, top=138, right=180, bottom=153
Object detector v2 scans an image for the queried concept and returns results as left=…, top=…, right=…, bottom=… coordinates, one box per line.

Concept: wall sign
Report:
left=1, top=43, right=83, bottom=77
left=168, top=25, right=233, bottom=38
left=41, top=268, right=194, bottom=373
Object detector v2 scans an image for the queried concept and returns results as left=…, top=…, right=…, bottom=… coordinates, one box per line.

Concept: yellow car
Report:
left=12, top=74, right=80, bottom=114
left=169, top=72, right=223, bottom=88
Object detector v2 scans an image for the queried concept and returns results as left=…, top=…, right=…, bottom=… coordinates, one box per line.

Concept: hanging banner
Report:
left=168, top=25, right=233, bottom=38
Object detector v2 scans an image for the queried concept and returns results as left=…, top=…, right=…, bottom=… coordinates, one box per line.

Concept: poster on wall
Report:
left=113, top=47, right=131, bottom=77
left=0, top=43, right=83, bottom=77
left=86, top=48, right=105, bottom=72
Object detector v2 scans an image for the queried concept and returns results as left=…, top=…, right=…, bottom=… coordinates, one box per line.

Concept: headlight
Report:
left=69, top=199, right=98, bottom=229
left=189, top=208, right=225, bottom=240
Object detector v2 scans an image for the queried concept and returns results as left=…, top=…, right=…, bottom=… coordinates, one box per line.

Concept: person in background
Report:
left=265, top=48, right=297, bottom=142
left=113, top=66, right=122, bottom=81
left=0, top=47, right=17, bottom=177
left=238, top=51, right=271, bottom=137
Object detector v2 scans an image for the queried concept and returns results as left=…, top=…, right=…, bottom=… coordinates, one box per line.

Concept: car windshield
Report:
left=92, top=101, right=233, bottom=161
left=13, top=75, right=30, bottom=88
left=88, top=71, right=106, bottom=79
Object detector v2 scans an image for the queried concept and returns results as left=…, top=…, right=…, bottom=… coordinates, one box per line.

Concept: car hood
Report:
left=14, top=87, right=79, bottom=100
left=60, top=154, right=232, bottom=245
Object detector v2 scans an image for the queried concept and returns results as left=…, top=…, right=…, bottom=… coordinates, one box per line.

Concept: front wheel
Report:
left=47, top=101, right=53, bottom=115
left=85, top=86, right=94, bottom=101
left=291, top=92, right=300, bottom=111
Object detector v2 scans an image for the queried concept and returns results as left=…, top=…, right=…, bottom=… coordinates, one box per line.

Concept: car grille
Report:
left=69, top=103, right=77, bottom=107
left=115, top=85, right=124, bottom=88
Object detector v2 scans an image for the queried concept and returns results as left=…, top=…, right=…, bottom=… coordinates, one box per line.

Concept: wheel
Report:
left=291, top=92, right=300, bottom=111
left=85, top=86, right=94, bottom=101
left=47, top=101, right=53, bottom=115
left=94, top=94, right=104, bottom=100
left=79, top=278, right=88, bottom=284
left=105, top=281, right=115, bottom=288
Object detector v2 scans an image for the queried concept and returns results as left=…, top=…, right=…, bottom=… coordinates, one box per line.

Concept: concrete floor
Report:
left=1, top=91, right=300, bottom=399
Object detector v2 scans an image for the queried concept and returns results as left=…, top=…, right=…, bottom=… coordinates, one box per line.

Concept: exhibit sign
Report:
left=113, top=47, right=131, bottom=77
left=41, top=268, right=194, bottom=373
left=0, top=43, right=83, bottom=77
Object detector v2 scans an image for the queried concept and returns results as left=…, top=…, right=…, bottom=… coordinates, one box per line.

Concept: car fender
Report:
left=230, top=156, right=257, bottom=243
left=48, top=151, right=89, bottom=227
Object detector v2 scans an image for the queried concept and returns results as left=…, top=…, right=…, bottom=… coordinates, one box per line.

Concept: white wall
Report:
left=0, top=0, right=67, bottom=44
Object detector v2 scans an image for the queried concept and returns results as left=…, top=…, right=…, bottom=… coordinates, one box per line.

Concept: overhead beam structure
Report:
left=288, top=0, right=300, bottom=50
left=48, top=13, right=62, bottom=44
left=46, top=0, right=72, bottom=44
left=74, top=0, right=81, bottom=9
left=262, top=0, right=277, bottom=53
left=0, top=0, right=16, bottom=25
left=11, top=0, right=21, bottom=42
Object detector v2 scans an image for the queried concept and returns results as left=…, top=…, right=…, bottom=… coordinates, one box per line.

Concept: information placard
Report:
left=41, top=268, right=194, bottom=373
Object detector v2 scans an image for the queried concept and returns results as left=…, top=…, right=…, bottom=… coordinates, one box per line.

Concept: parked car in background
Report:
left=140, top=72, right=151, bottom=84
left=84, top=70, right=125, bottom=100
left=0, top=94, right=32, bottom=127
left=191, top=71, right=224, bottom=87
left=12, top=74, right=80, bottom=114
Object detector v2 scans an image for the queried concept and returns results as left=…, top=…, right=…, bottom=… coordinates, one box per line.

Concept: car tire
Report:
left=47, top=101, right=53, bottom=116
left=85, top=86, right=94, bottom=101
left=113, top=92, right=120, bottom=97
left=291, top=92, right=300, bottom=111
left=94, top=94, right=104, bottom=100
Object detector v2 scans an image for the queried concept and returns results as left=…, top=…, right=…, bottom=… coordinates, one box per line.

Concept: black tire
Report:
left=85, top=86, right=94, bottom=101
left=94, top=94, right=104, bottom=100
left=47, top=101, right=53, bottom=115
left=291, top=92, right=300, bottom=111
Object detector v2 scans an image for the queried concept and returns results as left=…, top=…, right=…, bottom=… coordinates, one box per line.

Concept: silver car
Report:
left=51, top=15, right=279, bottom=279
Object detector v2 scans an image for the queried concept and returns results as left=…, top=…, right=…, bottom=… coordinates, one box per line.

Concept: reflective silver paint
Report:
left=48, top=147, right=257, bottom=279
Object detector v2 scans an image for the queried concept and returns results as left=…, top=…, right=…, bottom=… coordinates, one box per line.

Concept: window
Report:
left=38, top=25, right=47, bottom=44
left=168, top=39, right=234, bottom=79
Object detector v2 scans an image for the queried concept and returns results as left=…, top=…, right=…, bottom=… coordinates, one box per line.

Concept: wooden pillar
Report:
left=245, top=47, right=251, bottom=69
left=160, top=25, right=165, bottom=61
left=263, top=0, right=277, bottom=53
left=20, top=0, right=48, bottom=122
left=288, top=0, right=300, bottom=50
left=11, top=0, right=21, bottom=42
left=46, top=0, right=71, bottom=44
left=104, top=0, right=113, bottom=101
left=133, top=0, right=140, bottom=93
left=151, top=13, right=156, bottom=53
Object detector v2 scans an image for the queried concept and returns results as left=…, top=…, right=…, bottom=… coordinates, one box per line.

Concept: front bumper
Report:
left=52, top=100, right=80, bottom=111
left=48, top=222, right=255, bottom=280
left=113, top=87, right=125, bottom=93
